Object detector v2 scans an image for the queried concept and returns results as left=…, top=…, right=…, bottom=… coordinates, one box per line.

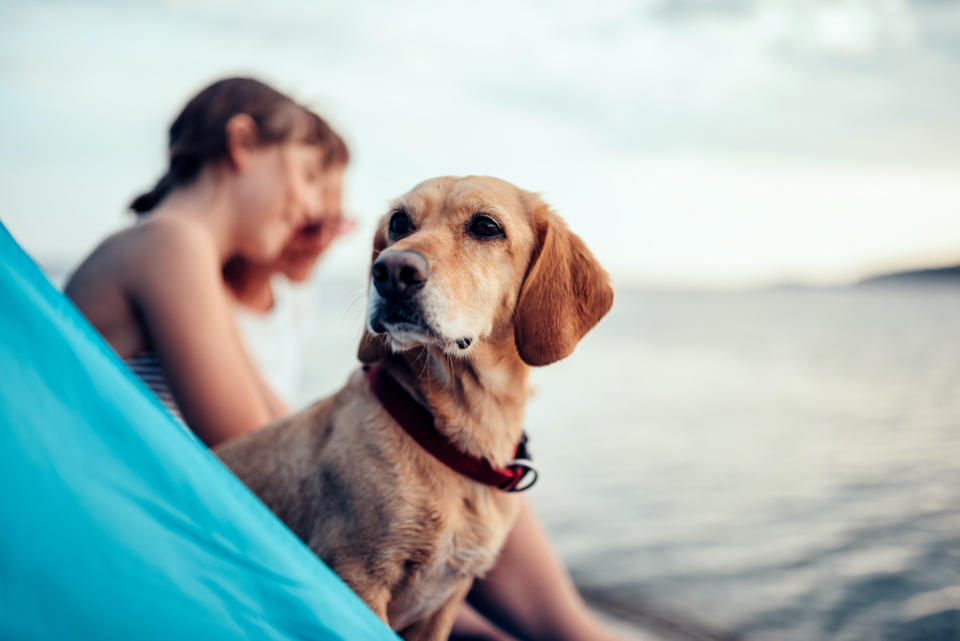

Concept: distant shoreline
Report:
left=38, top=258, right=960, bottom=295
left=858, top=264, right=960, bottom=287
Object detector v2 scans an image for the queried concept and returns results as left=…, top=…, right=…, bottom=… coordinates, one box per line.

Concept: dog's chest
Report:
left=387, top=503, right=508, bottom=630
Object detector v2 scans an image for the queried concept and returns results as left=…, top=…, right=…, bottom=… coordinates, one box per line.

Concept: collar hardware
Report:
left=365, top=364, right=538, bottom=493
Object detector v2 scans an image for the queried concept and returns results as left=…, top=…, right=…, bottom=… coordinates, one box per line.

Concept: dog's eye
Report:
left=389, top=210, right=414, bottom=238
left=469, top=215, right=504, bottom=239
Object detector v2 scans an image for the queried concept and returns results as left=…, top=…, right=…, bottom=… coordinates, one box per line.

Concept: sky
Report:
left=1, top=0, right=959, bottom=288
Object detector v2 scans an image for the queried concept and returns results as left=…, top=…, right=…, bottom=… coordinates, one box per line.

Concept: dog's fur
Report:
left=216, top=175, right=613, bottom=640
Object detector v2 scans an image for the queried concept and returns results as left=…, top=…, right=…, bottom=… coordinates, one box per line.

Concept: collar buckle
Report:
left=504, top=458, right=538, bottom=492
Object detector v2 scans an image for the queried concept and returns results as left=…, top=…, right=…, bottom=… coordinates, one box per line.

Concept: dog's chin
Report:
left=369, top=318, right=476, bottom=357
left=368, top=297, right=477, bottom=356
left=378, top=321, right=438, bottom=351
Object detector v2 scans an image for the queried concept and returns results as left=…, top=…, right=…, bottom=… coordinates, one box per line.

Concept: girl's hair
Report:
left=303, top=110, right=350, bottom=169
left=323, top=123, right=350, bottom=168
left=130, top=77, right=329, bottom=214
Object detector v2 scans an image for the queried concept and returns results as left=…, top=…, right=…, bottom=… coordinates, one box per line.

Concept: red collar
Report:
left=364, top=364, right=537, bottom=492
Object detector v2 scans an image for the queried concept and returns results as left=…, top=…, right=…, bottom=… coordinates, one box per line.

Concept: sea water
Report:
left=293, top=280, right=960, bottom=641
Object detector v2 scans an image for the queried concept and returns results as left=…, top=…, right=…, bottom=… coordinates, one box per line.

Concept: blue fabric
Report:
left=0, top=222, right=398, bottom=641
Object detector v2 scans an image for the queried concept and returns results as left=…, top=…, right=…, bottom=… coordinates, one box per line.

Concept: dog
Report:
left=216, top=175, right=613, bottom=640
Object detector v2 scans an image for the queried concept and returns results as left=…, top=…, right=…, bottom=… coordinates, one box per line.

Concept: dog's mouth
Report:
left=370, top=301, right=438, bottom=344
left=369, top=300, right=474, bottom=353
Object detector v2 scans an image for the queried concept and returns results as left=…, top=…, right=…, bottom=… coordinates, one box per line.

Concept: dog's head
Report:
left=359, top=176, right=613, bottom=367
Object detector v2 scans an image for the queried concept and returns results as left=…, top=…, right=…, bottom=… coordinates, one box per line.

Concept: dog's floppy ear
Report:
left=357, top=223, right=391, bottom=363
left=514, top=200, right=613, bottom=367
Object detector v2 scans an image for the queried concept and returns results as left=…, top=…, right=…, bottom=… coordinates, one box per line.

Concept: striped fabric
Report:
left=125, top=352, right=185, bottom=423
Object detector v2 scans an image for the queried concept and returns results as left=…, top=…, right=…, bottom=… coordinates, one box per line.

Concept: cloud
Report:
left=647, top=0, right=757, bottom=20
left=1, top=0, right=959, bottom=285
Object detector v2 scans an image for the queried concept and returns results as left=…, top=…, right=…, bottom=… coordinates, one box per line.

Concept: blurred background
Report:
left=2, top=1, right=959, bottom=640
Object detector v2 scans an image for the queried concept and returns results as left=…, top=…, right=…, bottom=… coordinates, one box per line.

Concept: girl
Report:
left=223, top=118, right=352, bottom=409
left=66, top=77, right=329, bottom=445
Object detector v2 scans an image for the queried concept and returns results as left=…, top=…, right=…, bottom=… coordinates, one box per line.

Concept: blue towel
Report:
left=0, top=221, right=398, bottom=641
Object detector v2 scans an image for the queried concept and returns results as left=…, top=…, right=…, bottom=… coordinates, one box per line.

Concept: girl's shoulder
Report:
left=68, top=215, right=220, bottom=302
left=126, top=215, right=217, bottom=262
left=106, top=216, right=220, bottom=280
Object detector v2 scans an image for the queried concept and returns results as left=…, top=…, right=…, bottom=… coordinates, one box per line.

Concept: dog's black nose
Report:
left=371, top=250, right=429, bottom=299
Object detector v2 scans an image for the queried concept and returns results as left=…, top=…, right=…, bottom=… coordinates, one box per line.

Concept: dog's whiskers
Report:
left=413, top=346, right=430, bottom=384
left=342, top=290, right=368, bottom=321
left=424, top=350, right=432, bottom=397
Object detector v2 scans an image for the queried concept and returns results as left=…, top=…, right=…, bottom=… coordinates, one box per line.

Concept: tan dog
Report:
left=216, top=175, right=613, bottom=640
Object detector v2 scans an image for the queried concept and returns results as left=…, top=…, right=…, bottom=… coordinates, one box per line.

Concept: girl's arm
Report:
left=462, top=498, right=625, bottom=641
left=128, top=220, right=276, bottom=446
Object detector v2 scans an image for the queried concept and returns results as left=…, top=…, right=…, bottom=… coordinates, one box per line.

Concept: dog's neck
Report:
left=378, top=340, right=530, bottom=468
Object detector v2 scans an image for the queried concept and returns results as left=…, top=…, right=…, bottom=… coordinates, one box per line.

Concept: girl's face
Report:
left=278, top=165, right=349, bottom=282
left=232, top=142, right=324, bottom=262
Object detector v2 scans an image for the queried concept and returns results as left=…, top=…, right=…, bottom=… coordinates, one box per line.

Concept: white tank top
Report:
left=233, top=277, right=303, bottom=406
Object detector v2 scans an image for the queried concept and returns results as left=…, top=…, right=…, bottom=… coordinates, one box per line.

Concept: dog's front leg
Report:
left=399, top=581, right=473, bottom=641
left=332, top=562, right=393, bottom=624
left=365, top=586, right=392, bottom=625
